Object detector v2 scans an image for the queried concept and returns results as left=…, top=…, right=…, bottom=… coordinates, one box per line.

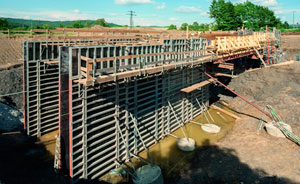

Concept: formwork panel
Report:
left=59, top=41, right=210, bottom=181
left=23, top=40, right=132, bottom=137
left=23, top=41, right=61, bottom=137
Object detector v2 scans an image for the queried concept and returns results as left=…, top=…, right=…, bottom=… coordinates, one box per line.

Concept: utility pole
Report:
left=293, top=11, right=295, bottom=29
left=127, top=10, right=136, bottom=28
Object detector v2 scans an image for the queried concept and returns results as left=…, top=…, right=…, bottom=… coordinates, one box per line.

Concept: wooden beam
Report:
left=78, top=55, right=213, bottom=86
left=81, top=56, right=94, bottom=63
left=91, top=50, right=203, bottom=63
left=214, top=73, right=238, bottom=78
left=211, top=105, right=240, bottom=120
left=180, top=79, right=214, bottom=93
left=44, top=60, right=58, bottom=64
left=253, top=48, right=267, bottom=67
left=218, top=63, right=234, bottom=70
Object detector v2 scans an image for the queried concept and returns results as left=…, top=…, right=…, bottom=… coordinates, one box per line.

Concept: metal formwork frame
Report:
left=23, top=39, right=147, bottom=137
left=23, top=41, right=61, bottom=137
left=58, top=39, right=210, bottom=182
left=77, top=38, right=207, bottom=77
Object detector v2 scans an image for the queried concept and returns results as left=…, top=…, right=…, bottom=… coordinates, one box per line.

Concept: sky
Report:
left=0, top=0, right=299, bottom=26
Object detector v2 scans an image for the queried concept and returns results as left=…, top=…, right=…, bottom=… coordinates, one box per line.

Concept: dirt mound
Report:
left=0, top=38, right=24, bottom=70
left=221, top=62, right=300, bottom=136
left=0, top=68, right=23, bottom=110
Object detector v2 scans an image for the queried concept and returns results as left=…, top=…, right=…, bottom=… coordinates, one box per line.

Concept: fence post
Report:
left=63, top=28, right=66, bottom=40
left=7, top=29, right=10, bottom=39
left=46, top=29, right=48, bottom=40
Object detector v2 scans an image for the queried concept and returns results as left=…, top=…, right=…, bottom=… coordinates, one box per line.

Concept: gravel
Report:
left=0, top=68, right=23, bottom=110
left=0, top=68, right=24, bottom=132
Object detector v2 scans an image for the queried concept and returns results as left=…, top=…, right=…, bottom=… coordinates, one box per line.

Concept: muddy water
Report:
left=137, top=108, right=236, bottom=179
left=39, top=130, right=58, bottom=156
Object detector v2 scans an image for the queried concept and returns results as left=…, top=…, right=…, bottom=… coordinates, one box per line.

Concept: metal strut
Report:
left=202, top=71, right=273, bottom=119
left=129, top=113, right=153, bottom=165
left=167, top=101, right=188, bottom=140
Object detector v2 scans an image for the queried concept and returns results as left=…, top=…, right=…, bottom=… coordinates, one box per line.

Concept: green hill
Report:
left=4, top=17, right=121, bottom=29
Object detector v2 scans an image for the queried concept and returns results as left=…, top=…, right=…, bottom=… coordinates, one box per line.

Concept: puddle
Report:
left=38, top=130, right=58, bottom=156
left=136, top=107, right=236, bottom=179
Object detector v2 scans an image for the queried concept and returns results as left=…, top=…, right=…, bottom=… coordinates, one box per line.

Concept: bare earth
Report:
left=215, top=63, right=300, bottom=183
left=282, top=35, right=300, bottom=61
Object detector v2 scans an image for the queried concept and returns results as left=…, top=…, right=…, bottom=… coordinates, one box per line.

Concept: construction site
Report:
left=0, top=22, right=300, bottom=184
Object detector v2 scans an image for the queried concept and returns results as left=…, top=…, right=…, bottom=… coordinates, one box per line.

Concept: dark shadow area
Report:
left=208, top=58, right=261, bottom=105
left=148, top=139, right=298, bottom=184
left=216, top=101, right=268, bottom=122
left=209, top=76, right=236, bottom=104
left=0, top=133, right=68, bottom=184
left=1, top=136, right=296, bottom=184
left=229, top=58, right=262, bottom=75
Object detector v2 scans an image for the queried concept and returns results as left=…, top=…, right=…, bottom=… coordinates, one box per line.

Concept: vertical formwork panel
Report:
left=59, top=46, right=71, bottom=175
left=23, top=43, right=27, bottom=131
left=24, top=41, right=61, bottom=137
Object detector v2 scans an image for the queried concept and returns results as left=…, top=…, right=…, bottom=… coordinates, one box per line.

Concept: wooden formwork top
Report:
left=76, top=55, right=215, bottom=86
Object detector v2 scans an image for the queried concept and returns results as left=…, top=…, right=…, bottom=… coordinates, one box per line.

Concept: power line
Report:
left=127, top=10, right=136, bottom=28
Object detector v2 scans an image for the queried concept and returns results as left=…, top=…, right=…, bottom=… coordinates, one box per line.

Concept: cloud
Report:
left=237, top=0, right=277, bottom=6
left=175, top=6, right=202, bottom=13
left=0, top=9, right=95, bottom=21
left=168, top=17, right=178, bottom=21
left=114, top=0, right=154, bottom=5
left=272, top=7, right=283, bottom=15
left=156, top=2, right=166, bottom=10
left=201, top=11, right=208, bottom=16
left=109, top=13, right=119, bottom=16
left=73, top=9, right=80, bottom=13
left=260, top=0, right=277, bottom=6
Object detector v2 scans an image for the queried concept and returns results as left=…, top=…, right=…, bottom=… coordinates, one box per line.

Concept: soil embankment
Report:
left=214, top=62, right=300, bottom=183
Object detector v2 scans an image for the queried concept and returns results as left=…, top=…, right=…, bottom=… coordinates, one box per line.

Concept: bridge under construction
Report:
left=22, top=28, right=281, bottom=183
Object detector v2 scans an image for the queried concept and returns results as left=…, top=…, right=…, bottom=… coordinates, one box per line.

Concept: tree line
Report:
left=0, top=18, right=120, bottom=30
left=168, top=0, right=290, bottom=31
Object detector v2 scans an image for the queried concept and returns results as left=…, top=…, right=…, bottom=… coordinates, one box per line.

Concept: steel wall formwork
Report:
left=23, top=41, right=61, bottom=137
left=23, top=39, right=144, bottom=137
left=58, top=38, right=211, bottom=182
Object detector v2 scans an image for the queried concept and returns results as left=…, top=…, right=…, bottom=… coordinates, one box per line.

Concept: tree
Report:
left=72, top=21, right=83, bottom=28
left=0, top=18, right=9, bottom=30
left=43, top=24, right=51, bottom=29
left=283, top=21, right=290, bottom=29
left=168, top=24, right=177, bottom=30
left=180, top=23, right=188, bottom=31
left=209, top=0, right=242, bottom=30
left=96, top=18, right=108, bottom=27
left=235, top=1, right=281, bottom=31
left=59, top=24, right=64, bottom=28
left=189, top=22, right=199, bottom=31
left=85, top=21, right=92, bottom=28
